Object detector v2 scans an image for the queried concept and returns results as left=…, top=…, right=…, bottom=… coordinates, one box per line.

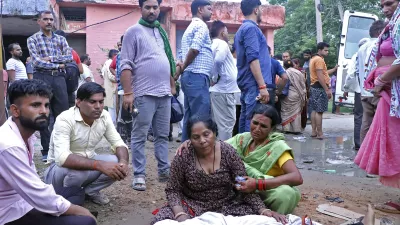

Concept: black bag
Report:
left=64, top=62, right=80, bottom=93
left=170, top=96, right=183, bottom=123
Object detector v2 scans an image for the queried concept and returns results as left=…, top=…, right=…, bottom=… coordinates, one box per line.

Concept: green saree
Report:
left=226, top=132, right=301, bottom=214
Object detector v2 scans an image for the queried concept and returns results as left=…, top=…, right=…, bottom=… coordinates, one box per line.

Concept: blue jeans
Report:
left=239, top=86, right=275, bottom=133
left=130, top=95, right=171, bottom=176
left=181, top=72, right=211, bottom=142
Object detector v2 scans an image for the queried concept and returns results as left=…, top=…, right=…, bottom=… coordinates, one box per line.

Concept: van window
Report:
left=344, top=16, right=375, bottom=59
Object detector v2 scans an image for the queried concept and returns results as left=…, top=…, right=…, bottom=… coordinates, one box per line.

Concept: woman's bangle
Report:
left=259, top=85, right=267, bottom=90
left=260, top=208, right=271, bottom=215
left=174, top=212, right=188, bottom=220
left=123, top=92, right=133, bottom=96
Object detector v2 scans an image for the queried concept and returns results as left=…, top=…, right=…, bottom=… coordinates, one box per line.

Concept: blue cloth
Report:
left=26, top=61, right=34, bottom=74
left=271, top=58, right=290, bottom=96
left=180, top=71, right=211, bottom=141
left=234, top=20, right=273, bottom=91
left=239, top=86, right=276, bottom=133
left=179, top=18, right=213, bottom=76
left=116, top=53, right=123, bottom=92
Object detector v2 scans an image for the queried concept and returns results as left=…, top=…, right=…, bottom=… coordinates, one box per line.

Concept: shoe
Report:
left=158, top=171, right=170, bottom=182
left=88, top=192, right=110, bottom=205
left=147, top=134, right=155, bottom=142
left=42, top=155, right=48, bottom=162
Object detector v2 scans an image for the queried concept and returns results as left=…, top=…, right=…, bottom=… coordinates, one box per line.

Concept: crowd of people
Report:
left=0, top=0, right=400, bottom=224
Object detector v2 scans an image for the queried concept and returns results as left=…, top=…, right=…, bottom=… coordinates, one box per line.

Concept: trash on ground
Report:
left=302, top=158, right=314, bottom=163
left=326, top=158, right=353, bottom=165
left=324, top=169, right=336, bottom=173
left=326, top=196, right=344, bottom=203
left=293, top=136, right=307, bottom=142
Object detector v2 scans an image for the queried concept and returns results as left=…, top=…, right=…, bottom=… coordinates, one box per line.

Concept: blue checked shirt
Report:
left=179, top=18, right=213, bottom=76
left=27, top=30, right=73, bottom=70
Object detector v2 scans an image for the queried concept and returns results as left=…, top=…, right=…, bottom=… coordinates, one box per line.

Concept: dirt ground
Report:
left=33, top=113, right=400, bottom=225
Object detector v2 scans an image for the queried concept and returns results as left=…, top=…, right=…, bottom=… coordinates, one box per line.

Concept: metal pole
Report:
left=315, top=0, right=323, bottom=42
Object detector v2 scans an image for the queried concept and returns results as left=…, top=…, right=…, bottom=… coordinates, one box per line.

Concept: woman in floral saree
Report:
left=355, top=0, right=400, bottom=214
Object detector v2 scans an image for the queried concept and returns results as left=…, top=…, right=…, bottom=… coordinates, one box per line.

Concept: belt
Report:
left=36, top=69, right=65, bottom=76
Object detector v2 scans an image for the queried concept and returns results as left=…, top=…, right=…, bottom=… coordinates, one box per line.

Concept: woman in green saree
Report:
left=227, top=104, right=303, bottom=214
left=177, top=105, right=303, bottom=214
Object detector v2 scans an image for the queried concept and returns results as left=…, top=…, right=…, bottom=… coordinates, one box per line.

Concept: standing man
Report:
left=1, top=79, right=96, bottom=225
left=77, top=54, right=94, bottom=91
left=309, top=42, right=338, bottom=139
left=234, top=0, right=274, bottom=133
left=6, top=43, right=28, bottom=83
left=174, top=0, right=213, bottom=142
left=28, top=10, right=73, bottom=161
left=282, top=51, right=291, bottom=61
left=26, top=57, right=34, bottom=79
left=120, top=0, right=176, bottom=191
left=343, top=20, right=386, bottom=150
left=302, top=49, right=312, bottom=120
left=209, top=20, right=241, bottom=141
left=102, top=49, right=119, bottom=126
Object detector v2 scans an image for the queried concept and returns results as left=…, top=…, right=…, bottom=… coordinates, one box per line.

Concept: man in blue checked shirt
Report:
left=27, top=10, right=73, bottom=161
left=233, top=0, right=276, bottom=133
left=174, top=0, right=213, bottom=142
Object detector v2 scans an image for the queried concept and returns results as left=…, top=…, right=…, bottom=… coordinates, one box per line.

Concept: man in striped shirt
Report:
left=174, top=0, right=213, bottom=142
left=27, top=10, right=73, bottom=161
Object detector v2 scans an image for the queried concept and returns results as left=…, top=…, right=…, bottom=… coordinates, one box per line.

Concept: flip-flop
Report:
left=316, top=136, right=325, bottom=140
left=310, top=134, right=317, bottom=138
left=375, top=201, right=400, bottom=214
left=132, top=176, right=146, bottom=191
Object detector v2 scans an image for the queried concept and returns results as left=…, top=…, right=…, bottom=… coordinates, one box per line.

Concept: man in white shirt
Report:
left=6, top=43, right=28, bottom=83
left=77, top=54, right=94, bottom=93
left=209, top=20, right=241, bottom=141
left=44, top=82, right=129, bottom=206
left=343, top=20, right=386, bottom=149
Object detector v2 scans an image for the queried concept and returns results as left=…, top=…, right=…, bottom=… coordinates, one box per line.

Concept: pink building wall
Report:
left=86, top=5, right=142, bottom=84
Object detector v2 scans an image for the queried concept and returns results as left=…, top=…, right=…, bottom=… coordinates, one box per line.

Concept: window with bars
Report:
left=61, top=7, right=86, bottom=22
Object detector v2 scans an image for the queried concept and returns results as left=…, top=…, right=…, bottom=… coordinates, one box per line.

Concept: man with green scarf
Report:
left=120, top=0, right=177, bottom=191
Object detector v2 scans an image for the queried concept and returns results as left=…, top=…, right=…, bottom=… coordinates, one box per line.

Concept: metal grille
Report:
left=61, top=7, right=86, bottom=22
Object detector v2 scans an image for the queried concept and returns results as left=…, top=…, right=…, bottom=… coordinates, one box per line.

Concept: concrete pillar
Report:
left=264, top=29, right=275, bottom=55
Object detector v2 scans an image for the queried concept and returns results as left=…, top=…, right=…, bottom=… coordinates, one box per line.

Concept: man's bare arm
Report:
left=316, top=70, right=329, bottom=90
left=249, top=60, right=266, bottom=87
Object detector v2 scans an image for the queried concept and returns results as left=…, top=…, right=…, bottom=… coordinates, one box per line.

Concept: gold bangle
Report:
left=123, top=92, right=133, bottom=96
left=260, top=208, right=271, bottom=215
left=119, top=159, right=129, bottom=164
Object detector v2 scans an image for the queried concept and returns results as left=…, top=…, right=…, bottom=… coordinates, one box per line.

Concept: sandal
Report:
left=375, top=201, right=400, bottom=214
left=132, top=175, right=146, bottom=191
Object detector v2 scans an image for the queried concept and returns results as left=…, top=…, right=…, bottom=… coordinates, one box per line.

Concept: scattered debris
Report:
left=293, top=136, right=307, bottom=142
left=326, top=196, right=345, bottom=203
left=313, top=194, right=319, bottom=199
left=324, top=169, right=336, bottom=174
left=302, top=158, right=314, bottom=163
left=326, top=158, right=353, bottom=165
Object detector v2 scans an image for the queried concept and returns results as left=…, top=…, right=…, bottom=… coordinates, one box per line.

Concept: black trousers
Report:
left=6, top=187, right=95, bottom=225
left=33, top=71, right=69, bottom=156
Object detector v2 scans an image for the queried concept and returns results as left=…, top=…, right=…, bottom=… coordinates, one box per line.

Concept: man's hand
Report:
left=257, top=88, right=270, bottom=104
left=118, top=162, right=129, bottom=176
left=175, top=140, right=191, bottom=156
left=123, top=93, right=134, bottom=113
left=58, top=64, right=65, bottom=69
left=235, top=176, right=256, bottom=193
left=97, top=161, right=128, bottom=181
left=334, top=65, right=339, bottom=70
left=64, top=204, right=97, bottom=222
left=171, top=86, right=177, bottom=96
left=43, top=57, right=51, bottom=62
left=325, top=89, right=332, bottom=99
left=174, top=62, right=184, bottom=81
left=343, top=92, right=348, bottom=99
left=373, top=85, right=383, bottom=97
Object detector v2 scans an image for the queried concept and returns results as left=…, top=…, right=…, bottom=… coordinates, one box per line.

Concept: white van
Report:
left=335, top=10, right=378, bottom=107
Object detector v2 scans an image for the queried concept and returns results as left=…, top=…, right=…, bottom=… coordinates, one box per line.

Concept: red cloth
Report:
left=110, top=55, right=117, bottom=70
left=71, top=50, right=81, bottom=65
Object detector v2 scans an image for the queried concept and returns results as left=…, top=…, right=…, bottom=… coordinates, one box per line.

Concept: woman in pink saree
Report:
left=355, top=0, right=400, bottom=214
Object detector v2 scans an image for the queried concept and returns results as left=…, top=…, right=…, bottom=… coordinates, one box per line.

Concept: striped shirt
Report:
left=179, top=18, right=213, bottom=76
left=27, top=30, right=73, bottom=70
left=120, top=24, right=171, bottom=97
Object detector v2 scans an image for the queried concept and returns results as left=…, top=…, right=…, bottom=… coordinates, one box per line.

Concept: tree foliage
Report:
left=271, top=0, right=381, bottom=67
